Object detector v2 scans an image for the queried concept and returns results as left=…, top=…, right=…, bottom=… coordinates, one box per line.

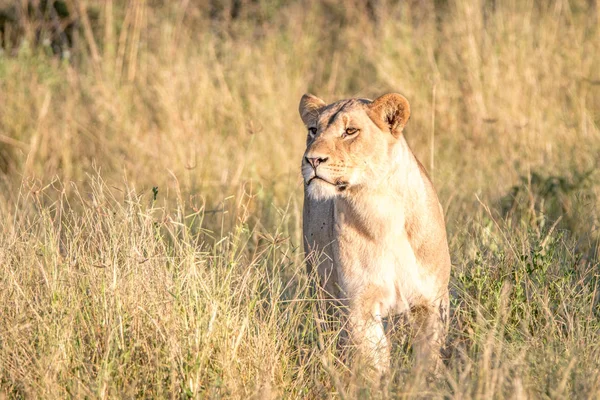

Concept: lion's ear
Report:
left=368, top=93, right=411, bottom=137
left=299, top=94, right=326, bottom=126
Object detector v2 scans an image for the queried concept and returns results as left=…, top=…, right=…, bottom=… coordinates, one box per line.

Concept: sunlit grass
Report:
left=1, top=0, right=599, bottom=398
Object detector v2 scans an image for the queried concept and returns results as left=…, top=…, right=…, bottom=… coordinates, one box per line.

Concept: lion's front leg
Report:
left=410, top=292, right=449, bottom=374
left=345, top=300, right=390, bottom=380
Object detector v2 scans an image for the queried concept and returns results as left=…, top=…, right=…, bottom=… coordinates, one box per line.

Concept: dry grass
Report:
left=1, top=0, right=600, bottom=398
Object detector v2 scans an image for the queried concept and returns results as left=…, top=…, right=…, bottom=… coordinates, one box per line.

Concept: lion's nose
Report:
left=305, top=156, right=328, bottom=168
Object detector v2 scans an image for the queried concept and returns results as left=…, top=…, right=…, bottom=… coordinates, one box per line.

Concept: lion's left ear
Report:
left=368, top=93, right=411, bottom=137
left=299, top=94, right=326, bottom=127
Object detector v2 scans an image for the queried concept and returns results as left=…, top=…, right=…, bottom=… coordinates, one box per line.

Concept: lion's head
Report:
left=299, top=93, right=411, bottom=200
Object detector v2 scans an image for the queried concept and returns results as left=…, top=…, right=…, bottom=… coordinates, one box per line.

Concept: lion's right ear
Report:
left=299, top=94, right=326, bottom=126
left=368, top=93, right=411, bottom=137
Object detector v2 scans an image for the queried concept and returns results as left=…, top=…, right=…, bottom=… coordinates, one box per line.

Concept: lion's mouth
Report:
left=307, top=176, right=349, bottom=192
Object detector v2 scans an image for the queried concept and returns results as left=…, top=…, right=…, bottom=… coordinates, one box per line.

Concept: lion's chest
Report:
left=332, top=203, right=434, bottom=315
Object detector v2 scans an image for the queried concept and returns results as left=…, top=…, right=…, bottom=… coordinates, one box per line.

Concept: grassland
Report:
left=1, top=0, right=600, bottom=398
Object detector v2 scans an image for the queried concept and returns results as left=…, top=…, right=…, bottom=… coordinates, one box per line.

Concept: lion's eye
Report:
left=308, top=127, right=317, bottom=137
left=345, top=127, right=359, bottom=136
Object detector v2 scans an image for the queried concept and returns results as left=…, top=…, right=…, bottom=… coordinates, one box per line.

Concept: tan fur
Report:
left=299, top=93, right=451, bottom=376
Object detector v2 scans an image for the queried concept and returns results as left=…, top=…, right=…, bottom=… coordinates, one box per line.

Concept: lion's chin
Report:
left=305, top=178, right=344, bottom=201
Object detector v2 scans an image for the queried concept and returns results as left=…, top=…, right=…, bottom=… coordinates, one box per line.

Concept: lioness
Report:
left=300, top=93, right=451, bottom=376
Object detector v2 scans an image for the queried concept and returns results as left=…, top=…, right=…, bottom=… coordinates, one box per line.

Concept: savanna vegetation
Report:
left=1, top=0, right=599, bottom=398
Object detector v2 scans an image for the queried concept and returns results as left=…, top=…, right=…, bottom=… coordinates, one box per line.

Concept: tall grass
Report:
left=1, top=0, right=599, bottom=398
